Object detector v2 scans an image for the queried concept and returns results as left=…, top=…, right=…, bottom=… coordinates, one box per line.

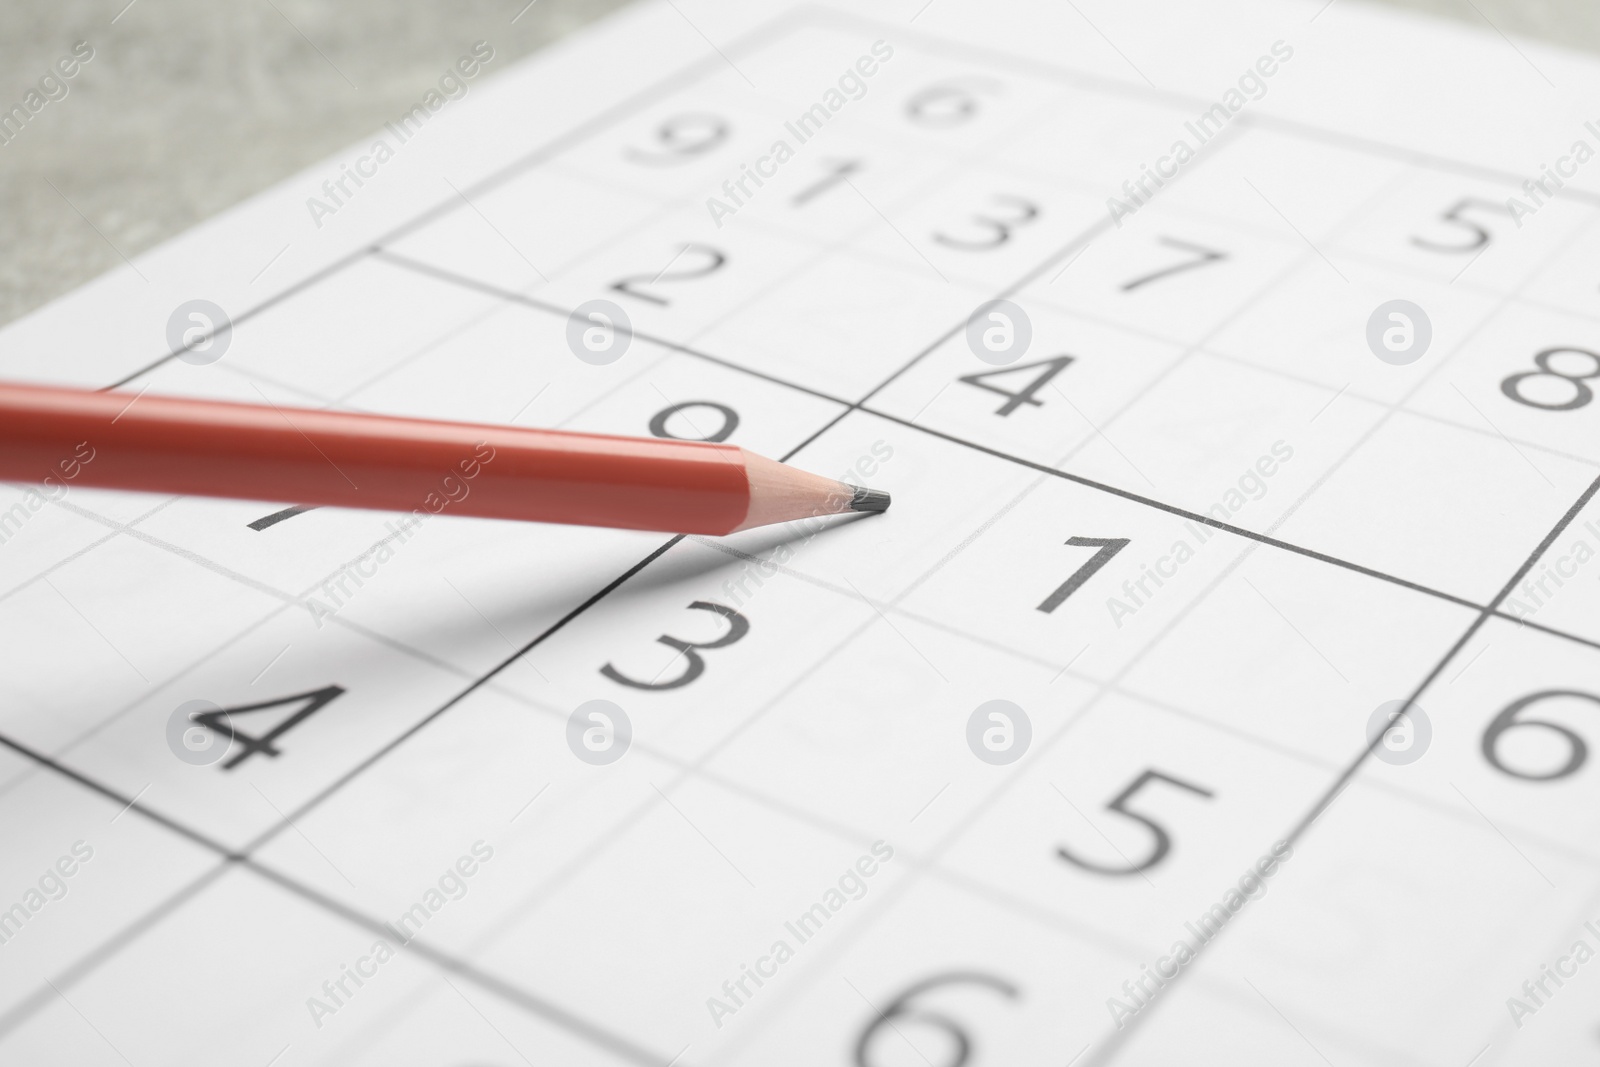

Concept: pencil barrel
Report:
left=0, top=383, right=752, bottom=534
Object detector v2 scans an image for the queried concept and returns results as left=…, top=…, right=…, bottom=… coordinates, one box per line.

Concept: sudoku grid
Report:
left=4, top=6, right=1600, bottom=1065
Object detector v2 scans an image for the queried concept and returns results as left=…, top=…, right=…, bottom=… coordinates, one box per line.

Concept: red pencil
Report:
left=0, top=381, right=890, bottom=535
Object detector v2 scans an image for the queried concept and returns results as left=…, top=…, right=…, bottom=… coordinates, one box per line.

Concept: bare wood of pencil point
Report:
left=734, top=449, right=891, bottom=531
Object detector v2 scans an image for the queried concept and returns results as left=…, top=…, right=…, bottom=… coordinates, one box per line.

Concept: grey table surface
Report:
left=0, top=0, right=1594, bottom=331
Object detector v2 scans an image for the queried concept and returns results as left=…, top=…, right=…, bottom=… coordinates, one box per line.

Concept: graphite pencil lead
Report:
left=847, top=485, right=891, bottom=514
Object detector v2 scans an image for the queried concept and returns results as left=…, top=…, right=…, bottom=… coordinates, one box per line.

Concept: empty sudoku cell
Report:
left=380, top=161, right=668, bottom=297
left=1404, top=301, right=1600, bottom=467
left=866, top=303, right=1186, bottom=473
left=468, top=774, right=912, bottom=1060
left=1271, top=408, right=1599, bottom=603
left=311, top=974, right=652, bottom=1067
left=1113, top=975, right=1397, bottom=1067
left=334, top=293, right=624, bottom=426
left=1149, top=127, right=1409, bottom=245
left=890, top=468, right=1263, bottom=683
left=699, top=611, right=1098, bottom=855
left=1020, top=201, right=1304, bottom=347
left=132, top=346, right=367, bottom=411
left=937, top=692, right=1331, bottom=953
left=1193, top=779, right=1600, bottom=1067
left=0, top=747, right=217, bottom=1020
left=1359, top=618, right=1600, bottom=860
left=0, top=863, right=450, bottom=1066
left=1060, top=354, right=1385, bottom=528
left=1504, top=486, right=1600, bottom=646
left=1117, top=536, right=1476, bottom=765
left=692, top=242, right=989, bottom=399
left=1517, top=213, right=1600, bottom=319
left=196, top=254, right=503, bottom=403
left=1468, top=913, right=1600, bottom=1066
left=0, top=533, right=282, bottom=757
left=59, top=606, right=471, bottom=851
left=555, top=348, right=849, bottom=454
left=996, top=85, right=1200, bottom=193
left=714, top=409, right=1043, bottom=607
left=249, top=683, right=685, bottom=958
left=504, top=537, right=881, bottom=763
left=848, top=161, right=1105, bottom=293
left=531, top=205, right=821, bottom=347
left=718, top=877, right=1144, bottom=1067
left=1204, top=255, right=1491, bottom=407
left=1330, top=164, right=1592, bottom=294
left=0, top=492, right=118, bottom=594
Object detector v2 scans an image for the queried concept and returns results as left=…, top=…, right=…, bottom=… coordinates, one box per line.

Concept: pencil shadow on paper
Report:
left=617, top=511, right=879, bottom=597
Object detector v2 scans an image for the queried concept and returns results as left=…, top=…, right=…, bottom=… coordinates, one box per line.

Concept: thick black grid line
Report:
left=1079, top=466, right=1600, bottom=1066
left=7, top=5, right=1600, bottom=1065
left=0, top=730, right=671, bottom=1067
left=0, top=193, right=1110, bottom=1057
left=0, top=47, right=1138, bottom=1061
left=380, top=243, right=1600, bottom=658
left=0, top=65, right=1191, bottom=1051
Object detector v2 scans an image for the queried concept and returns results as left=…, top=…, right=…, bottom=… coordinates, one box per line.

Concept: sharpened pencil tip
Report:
left=848, top=485, right=891, bottom=514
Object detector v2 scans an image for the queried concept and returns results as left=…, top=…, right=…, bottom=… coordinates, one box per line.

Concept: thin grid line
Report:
left=99, top=9, right=815, bottom=391
left=678, top=533, right=1600, bottom=871
left=6, top=606, right=1597, bottom=1067
left=3, top=566, right=1587, bottom=1067
left=386, top=213, right=1600, bottom=514
left=0, top=87, right=1195, bottom=1055
left=6, top=181, right=1587, bottom=1067
left=1080, top=238, right=1600, bottom=1067
left=18, top=141, right=1593, bottom=1067
left=377, top=220, right=1600, bottom=633
left=1076, top=222, right=1600, bottom=1064
left=85, top=4, right=1600, bottom=397
left=810, top=6, right=1600, bottom=208
left=9, top=10, right=1600, bottom=1067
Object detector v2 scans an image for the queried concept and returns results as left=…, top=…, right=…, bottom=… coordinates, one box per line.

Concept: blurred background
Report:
left=0, top=0, right=1594, bottom=328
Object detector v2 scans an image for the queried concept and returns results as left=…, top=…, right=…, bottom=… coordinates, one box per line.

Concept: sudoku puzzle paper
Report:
left=4, top=0, right=1600, bottom=1063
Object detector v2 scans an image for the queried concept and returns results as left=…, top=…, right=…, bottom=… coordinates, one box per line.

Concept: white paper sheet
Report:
left=3, top=1, right=1600, bottom=1063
